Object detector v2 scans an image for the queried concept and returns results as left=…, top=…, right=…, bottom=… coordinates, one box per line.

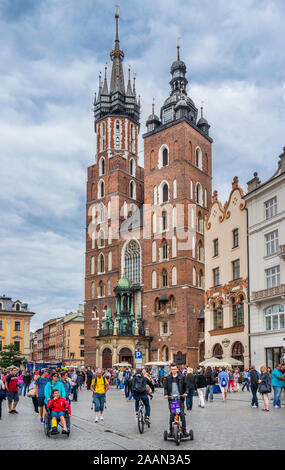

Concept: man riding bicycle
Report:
left=164, top=363, right=189, bottom=438
left=131, top=369, right=154, bottom=424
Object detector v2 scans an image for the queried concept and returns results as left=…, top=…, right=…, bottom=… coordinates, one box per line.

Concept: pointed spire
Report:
left=110, top=7, right=125, bottom=94
left=152, top=97, right=155, bottom=115
left=98, top=72, right=102, bottom=99
left=177, top=36, right=181, bottom=60
left=133, top=73, right=136, bottom=95
left=102, top=64, right=108, bottom=94
left=114, top=5, right=120, bottom=50
left=126, top=65, right=133, bottom=95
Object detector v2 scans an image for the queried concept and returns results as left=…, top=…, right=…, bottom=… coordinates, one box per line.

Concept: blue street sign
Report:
left=135, top=350, right=142, bottom=359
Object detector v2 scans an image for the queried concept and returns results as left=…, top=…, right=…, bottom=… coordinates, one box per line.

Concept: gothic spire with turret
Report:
left=93, top=10, right=140, bottom=130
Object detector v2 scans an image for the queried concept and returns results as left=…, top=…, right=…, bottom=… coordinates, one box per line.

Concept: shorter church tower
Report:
left=142, top=44, right=213, bottom=367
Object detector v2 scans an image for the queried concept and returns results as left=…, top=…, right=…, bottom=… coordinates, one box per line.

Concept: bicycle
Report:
left=164, top=395, right=193, bottom=446
left=137, top=398, right=150, bottom=434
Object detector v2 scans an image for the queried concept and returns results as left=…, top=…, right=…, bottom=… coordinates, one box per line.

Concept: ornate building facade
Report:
left=84, top=12, right=212, bottom=367
left=204, top=177, right=249, bottom=367
left=245, top=148, right=285, bottom=369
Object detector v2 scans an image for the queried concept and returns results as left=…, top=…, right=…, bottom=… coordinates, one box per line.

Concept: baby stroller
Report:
left=44, top=407, right=70, bottom=438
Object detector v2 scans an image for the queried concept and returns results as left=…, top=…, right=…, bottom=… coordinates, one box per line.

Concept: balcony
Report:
left=251, top=284, right=285, bottom=302
left=278, top=245, right=285, bottom=259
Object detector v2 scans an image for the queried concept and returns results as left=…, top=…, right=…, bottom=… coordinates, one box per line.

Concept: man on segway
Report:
left=164, top=363, right=189, bottom=438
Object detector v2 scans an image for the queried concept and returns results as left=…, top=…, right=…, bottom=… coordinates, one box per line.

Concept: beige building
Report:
left=204, top=177, right=249, bottom=367
left=63, top=305, right=84, bottom=366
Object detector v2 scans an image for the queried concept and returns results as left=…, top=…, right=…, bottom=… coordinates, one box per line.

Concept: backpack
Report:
left=220, top=376, right=227, bottom=387
left=132, top=375, right=146, bottom=394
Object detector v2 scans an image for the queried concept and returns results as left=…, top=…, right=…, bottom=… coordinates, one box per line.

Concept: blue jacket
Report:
left=44, top=381, right=66, bottom=404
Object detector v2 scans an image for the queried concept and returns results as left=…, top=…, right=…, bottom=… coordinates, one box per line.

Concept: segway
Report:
left=163, top=395, right=194, bottom=446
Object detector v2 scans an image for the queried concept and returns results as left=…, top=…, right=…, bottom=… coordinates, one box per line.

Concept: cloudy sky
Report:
left=1, top=0, right=284, bottom=330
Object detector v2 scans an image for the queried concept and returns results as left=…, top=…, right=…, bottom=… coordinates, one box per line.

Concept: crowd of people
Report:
left=0, top=362, right=285, bottom=437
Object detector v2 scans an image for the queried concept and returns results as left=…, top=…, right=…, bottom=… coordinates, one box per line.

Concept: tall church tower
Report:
left=142, top=45, right=213, bottom=366
left=84, top=11, right=147, bottom=368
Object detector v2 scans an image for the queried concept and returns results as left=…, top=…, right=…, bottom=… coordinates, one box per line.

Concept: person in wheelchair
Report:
left=46, top=389, right=71, bottom=434
left=163, top=363, right=189, bottom=438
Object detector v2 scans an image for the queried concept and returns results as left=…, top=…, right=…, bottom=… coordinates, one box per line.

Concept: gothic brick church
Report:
left=84, top=12, right=212, bottom=369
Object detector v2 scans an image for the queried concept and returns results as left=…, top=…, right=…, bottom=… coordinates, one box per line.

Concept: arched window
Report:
left=98, top=229, right=105, bottom=247
left=15, top=303, right=20, bottom=312
left=91, top=282, right=95, bottom=299
left=115, top=120, right=120, bottom=133
left=99, top=157, right=105, bottom=176
left=130, top=158, right=135, bottom=176
left=162, top=148, right=168, bottom=167
left=162, top=346, right=169, bottom=362
left=232, top=296, right=244, bottom=326
left=213, top=343, right=223, bottom=359
left=124, top=240, right=141, bottom=283
left=99, top=281, right=104, bottom=298
left=162, top=269, right=168, bottom=287
left=195, top=147, right=202, bottom=169
left=163, top=184, right=168, bottom=203
left=232, top=342, right=244, bottom=362
left=198, top=241, right=203, bottom=261
left=162, top=211, right=168, bottom=231
left=115, top=136, right=120, bottom=149
left=99, top=253, right=105, bottom=273
left=197, top=211, right=203, bottom=233
left=196, top=183, right=202, bottom=205
left=98, top=180, right=105, bottom=198
left=162, top=240, right=168, bottom=260
left=99, top=203, right=104, bottom=223
left=130, top=181, right=136, bottom=199
left=213, top=302, right=223, bottom=329
left=163, top=322, right=168, bottom=334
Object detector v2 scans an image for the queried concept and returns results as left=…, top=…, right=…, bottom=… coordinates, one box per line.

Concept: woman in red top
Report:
left=46, top=389, right=71, bottom=434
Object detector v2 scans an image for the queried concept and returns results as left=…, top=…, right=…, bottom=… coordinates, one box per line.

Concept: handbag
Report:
left=258, top=375, right=271, bottom=394
left=27, top=387, right=36, bottom=397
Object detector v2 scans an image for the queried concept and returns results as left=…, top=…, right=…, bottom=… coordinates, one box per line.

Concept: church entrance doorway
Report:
left=102, top=348, right=112, bottom=369
left=119, top=347, right=133, bottom=366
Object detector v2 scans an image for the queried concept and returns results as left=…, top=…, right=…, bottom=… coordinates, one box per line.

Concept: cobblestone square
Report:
left=1, top=386, right=284, bottom=450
